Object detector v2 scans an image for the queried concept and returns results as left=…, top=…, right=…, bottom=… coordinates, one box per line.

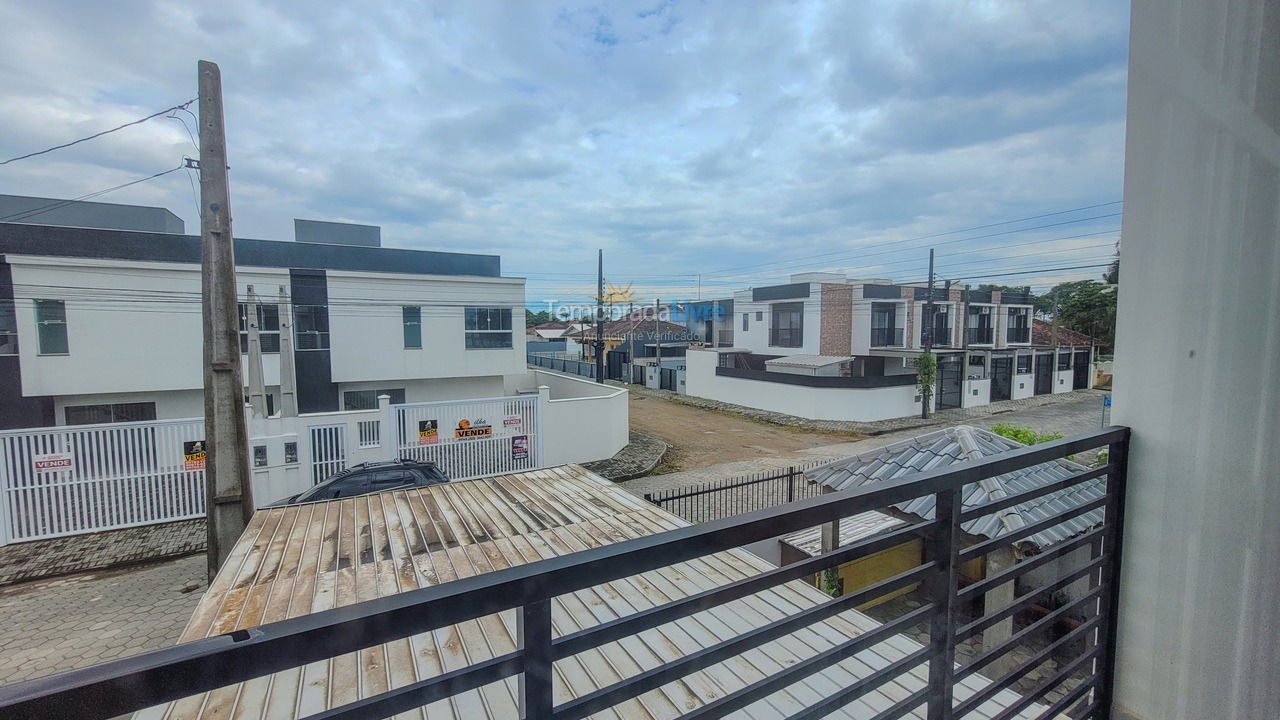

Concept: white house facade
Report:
left=0, top=217, right=528, bottom=428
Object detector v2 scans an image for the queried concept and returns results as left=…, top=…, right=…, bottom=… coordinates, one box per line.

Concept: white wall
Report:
left=337, top=376, right=506, bottom=405
left=519, top=370, right=629, bottom=466
left=1113, top=3, right=1280, bottom=718
left=8, top=257, right=287, bottom=396
left=684, top=349, right=927, bottom=422
left=53, top=389, right=206, bottom=425
left=964, top=379, right=991, bottom=408
left=731, top=285, right=823, bottom=356
left=326, top=270, right=525, bottom=383
left=1052, top=369, right=1074, bottom=394
left=1011, top=369, right=1035, bottom=400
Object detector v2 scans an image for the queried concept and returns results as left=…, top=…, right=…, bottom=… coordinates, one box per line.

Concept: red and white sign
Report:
left=33, top=453, right=74, bottom=472
left=503, top=415, right=523, bottom=428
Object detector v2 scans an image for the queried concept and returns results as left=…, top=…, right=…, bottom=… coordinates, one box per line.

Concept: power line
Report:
left=0, top=164, right=187, bottom=223
left=0, top=98, right=198, bottom=166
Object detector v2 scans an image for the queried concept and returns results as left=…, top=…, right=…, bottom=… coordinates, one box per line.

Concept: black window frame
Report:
left=768, top=302, right=804, bottom=348
left=239, top=303, right=282, bottom=354
left=294, top=304, right=330, bottom=351
left=1016, top=355, right=1033, bottom=374
left=64, top=401, right=157, bottom=426
left=0, top=298, right=16, bottom=356
left=343, top=388, right=406, bottom=410
left=464, top=307, right=513, bottom=349
left=403, top=306, right=422, bottom=349
left=1058, top=352, right=1073, bottom=370
left=34, top=298, right=68, bottom=355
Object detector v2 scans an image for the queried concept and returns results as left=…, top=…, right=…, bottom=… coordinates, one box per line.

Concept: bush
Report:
left=990, top=422, right=1063, bottom=446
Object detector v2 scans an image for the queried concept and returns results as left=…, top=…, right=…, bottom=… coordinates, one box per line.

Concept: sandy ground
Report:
left=627, top=393, right=862, bottom=472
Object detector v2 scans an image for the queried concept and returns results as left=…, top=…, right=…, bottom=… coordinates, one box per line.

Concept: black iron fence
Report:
left=1007, top=326, right=1031, bottom=344
left=527, top=352, right=596, bottom=378
left=967, top=327, right=995, bottom=344
left=0, top=427, right=1129, bottom=720
left=644, top=463, right=830, bottom=523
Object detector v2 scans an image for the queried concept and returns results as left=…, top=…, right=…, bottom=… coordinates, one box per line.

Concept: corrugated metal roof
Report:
left=781, top=511, right=908, bottom=557
left=806, top=426, right=1104, bottom=551
left=135, top=465, right=1043, bottom=720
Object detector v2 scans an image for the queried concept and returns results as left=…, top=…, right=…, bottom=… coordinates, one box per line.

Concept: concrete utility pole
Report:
left=245, top=285, right=267, bottom=418
left=594, top=249, right=605, bottom=383
left=199, top=60, right=254, bottom=582
left=654, top=297, right=662, bottom=368
left=1050, top=288, right=1060, bottom=347
left=921, top=249, right=936, bottom=420
left=277, top=285, right=298, bottom=417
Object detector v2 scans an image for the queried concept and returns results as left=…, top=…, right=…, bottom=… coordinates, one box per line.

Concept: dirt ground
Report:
left=628, top=393, right=861, bottom=473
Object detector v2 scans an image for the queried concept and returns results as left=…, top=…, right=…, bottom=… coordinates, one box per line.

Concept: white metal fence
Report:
left=308, top=424, right=348, bottom=485
left=0, top=418, right=206, bottom=544
left=395, top=395, right=541, bottom=480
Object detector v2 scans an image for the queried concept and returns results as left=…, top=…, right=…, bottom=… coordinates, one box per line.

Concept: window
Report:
left=1006, top=307, right=1030, bottom=343
left=1058, top=352, right=1072, bottom=370
left=294, top=305, right=330, bottom=350
left=465, top=307, right=512, bottom=349
left=64, top=402, right=157, bottom=426
left=742, top=313, right=748, bottom=331
left=755, top=311, right=763, bottom=321
left=238, top=303, right=281, bottom=353
left=403, top=306, right=422, bottom=349
left=343, top=388, right=406, bottom=410
left=34, top=299, right=68, bottom=354
left=368, top=470, right=415, bottom=490
left=769, top=302, right=804, bottom=347
left=0, top=299, right=16, bottom=356
left=1016, top=355, right=1033, bottom=374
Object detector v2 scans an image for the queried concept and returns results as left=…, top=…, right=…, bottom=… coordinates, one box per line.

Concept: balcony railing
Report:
left=968, top=326, right=994, bottom=344
left=925, top=325, right=953, bottom=347
left=0, top=428, right=1130, bottom=720
left=871, top=326, right=904, bottom=347
left=1007, top=326, right=1031, bottom=344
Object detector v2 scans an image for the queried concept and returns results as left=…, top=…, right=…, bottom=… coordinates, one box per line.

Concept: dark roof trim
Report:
left=0, top=222, right=502, bottom=278
left=753, top=283, right=811, bottom=302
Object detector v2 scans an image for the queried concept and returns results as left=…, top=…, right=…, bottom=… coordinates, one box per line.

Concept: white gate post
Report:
left=380, top=394, right=398, bottom=461
left=535, top=385, right=550, bottom=469
left=0, top=440, right=10, bottom=546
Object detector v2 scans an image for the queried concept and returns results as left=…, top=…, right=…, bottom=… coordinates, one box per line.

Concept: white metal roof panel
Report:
left=780, top=511, right=909, bottom=557
left=763, top=355, right=853, bottom=369
left=134, top=465, right=1043, bottom=719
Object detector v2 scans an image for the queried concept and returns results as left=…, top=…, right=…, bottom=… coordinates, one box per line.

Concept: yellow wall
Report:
left=812, top=538, right=987, bottom=609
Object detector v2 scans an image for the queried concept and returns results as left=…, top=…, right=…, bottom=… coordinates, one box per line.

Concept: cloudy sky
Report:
left=0, top=1, right=1129, bottom=308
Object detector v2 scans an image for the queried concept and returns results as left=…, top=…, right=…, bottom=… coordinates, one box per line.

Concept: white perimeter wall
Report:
left=1113, top=3, right=1280, bottom=718
left=505, top=369, right=629, bottom=466
left=684, top=349, right=925, bottom=422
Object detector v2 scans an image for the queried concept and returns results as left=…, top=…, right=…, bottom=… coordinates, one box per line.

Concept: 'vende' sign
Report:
left=33, top=453, right=74, bottom=472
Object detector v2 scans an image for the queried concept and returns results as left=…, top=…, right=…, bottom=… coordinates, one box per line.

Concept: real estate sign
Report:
left=455, top=418, right=493, bottom=441
left=183, top=440, right=207, bottom=471
left=511, top=435, right=529, bottom=461
left=32, top=452, right=74, bottom=473
left=417, top=419, right=439, bottom=445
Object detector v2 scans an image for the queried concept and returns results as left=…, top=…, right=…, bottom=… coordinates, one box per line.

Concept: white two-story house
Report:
left=0, top=206, right=527, bottom=428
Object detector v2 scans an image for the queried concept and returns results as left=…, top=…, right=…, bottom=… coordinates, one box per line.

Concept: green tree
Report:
left=525, top=309, right=551, bottom=328
left=916, top=352, right=937, bottom=419
left=1040, top=280, right=1118, bottom=350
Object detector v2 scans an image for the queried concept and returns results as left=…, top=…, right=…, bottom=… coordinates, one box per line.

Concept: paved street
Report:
left=623, top=389, right=1110, bottom=495
left=0, top=554, right=204, bottom=686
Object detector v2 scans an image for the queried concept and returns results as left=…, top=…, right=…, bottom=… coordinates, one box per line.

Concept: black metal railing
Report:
left=1007, top=326, right=1031, bottom=344
left=0, top=428, right=1130, bottom=720
left=714, top=365, right=918, bottom=389
left=967, top=327, right=994, bottom=344
left=768, top=327, right=802, bottom=347
left=527, top=351, right=596, bottom=378
left=644, top=463, right=831, bottom=523
left=927, top=324, right=953, bottom=347
left=871, top=326, right=904, bottom=346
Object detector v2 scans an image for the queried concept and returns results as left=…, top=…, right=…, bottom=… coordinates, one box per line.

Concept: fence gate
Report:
left=308, top=424, right=348, bottom=485
left=394, top=395, right=540, bottom=480
left=0, top=418, right=206, bottom=544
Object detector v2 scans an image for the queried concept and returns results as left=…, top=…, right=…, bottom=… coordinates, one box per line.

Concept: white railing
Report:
left=0, top=418, right=206, bottom=544
left=395, top=395, right=541, bottom=480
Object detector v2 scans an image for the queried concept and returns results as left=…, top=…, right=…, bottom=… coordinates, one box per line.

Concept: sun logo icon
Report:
left=595, top=281, right=637, bottom=305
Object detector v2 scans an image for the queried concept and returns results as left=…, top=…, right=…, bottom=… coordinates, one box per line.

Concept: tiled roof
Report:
left=1031, top=319, right=1097, bottom=347
left=807, top=426, right=1103, bottom=551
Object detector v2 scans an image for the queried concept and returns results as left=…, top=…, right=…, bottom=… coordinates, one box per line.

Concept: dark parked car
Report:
left=268, top=459, right=449, bottom=506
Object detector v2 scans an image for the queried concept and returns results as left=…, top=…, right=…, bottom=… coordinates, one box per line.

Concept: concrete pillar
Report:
left=379, top=394, right=396, bottom=461
left=982, top=545, right=1018, bottom=678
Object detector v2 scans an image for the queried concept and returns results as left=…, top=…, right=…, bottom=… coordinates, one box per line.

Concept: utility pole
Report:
left=245, top=285, right=267, bottom=418
left=962, top=284, right=971, bottom=349
left=1050, top=288, right=1060, bottom=347
left=594, top=249, right=605, bottom=383
left=922, top=248, right=936, bottom=420
left=199, top=60, right=253, bottom=582
left=696, top=273, right=702, bottom=301
left=277, top=285, right=298, bottom=417
left=654, top=297, right=661, bottom=367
